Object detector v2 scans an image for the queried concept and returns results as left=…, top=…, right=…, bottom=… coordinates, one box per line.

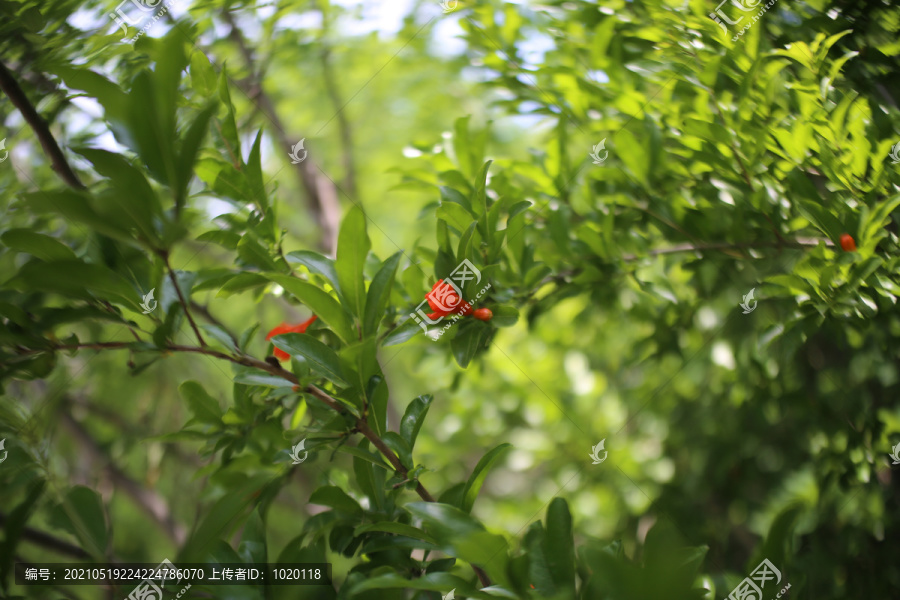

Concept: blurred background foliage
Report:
left=1, top=0, right=900, bottom=598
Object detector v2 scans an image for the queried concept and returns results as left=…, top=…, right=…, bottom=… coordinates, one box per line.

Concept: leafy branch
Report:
left=20, top=338, right=491, bottom=586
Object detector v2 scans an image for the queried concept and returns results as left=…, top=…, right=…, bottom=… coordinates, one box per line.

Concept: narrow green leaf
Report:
left=179, top=381, right=223, bottom=425
left=461, top=443, right=512, bottom=513
left=335, top=206, right=371, bottom=319
left=544, top=498, right=575, bottom=590
left=175, top=102, right=217, bottom=209
left=1, top=229, right=76, bottom=261
left=309, top=486, right=363, bottom=515
left=437, top=202, right=475, bottom=233
left=6, top=260, right=141, bottom=312
left=354, top=522, right=438, bottom=545
left=270, top=333, right=347, bottom=386
left=400, top=394, right=433, bottom=451
left=49, top=486, right=108, bottom=558
left=363, top=251, right=402, bottom=336
left=450, top=320, right=492, bottom=369
left=382, top=432, right=413, bottom=470
left=285, top=250, right=341, bottom=290
left=180, top=475, right=272, bottom=561
left=190, top=50, right=217, bottom=96
left=74, top=148, right=162, bottom=244
left=264, top=274, right=356, bottom=344
left=237, top=235, right=279, bottom=271
left=245, top=129, right=267, bottom=212
left=382, top=318, right=423, bottom=347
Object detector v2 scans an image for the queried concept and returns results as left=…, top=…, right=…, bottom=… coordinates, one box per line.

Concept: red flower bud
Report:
left=473, top=308, right=493, bottom=321
left=840, top=233, right=856, bottom=252
left=266, top=315, right=318, bottom=361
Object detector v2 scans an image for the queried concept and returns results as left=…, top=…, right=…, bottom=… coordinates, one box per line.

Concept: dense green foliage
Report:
left=2, top=0, right=900, bottom=598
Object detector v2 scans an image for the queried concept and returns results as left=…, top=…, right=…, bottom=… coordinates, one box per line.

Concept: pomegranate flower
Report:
left=266, top=315, right=318, bottom=361
left=425, top=279, right=473, bottom=320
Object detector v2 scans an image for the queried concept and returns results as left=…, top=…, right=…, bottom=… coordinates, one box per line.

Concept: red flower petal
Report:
left=267, top=315, right=318, bottom=361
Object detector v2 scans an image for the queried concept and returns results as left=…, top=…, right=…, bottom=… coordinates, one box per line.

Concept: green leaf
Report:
left=470, top=160, right=492, bottom=216
left=309, top=486, right=363, bottom=515
left=245, top=129, right=268, bottom=212
left=196, top=230, right=240, bottom=250
left=214, top=272, right=269, bottom=297
left=450, top=320, right=492, bottom=368
left=363, top=251, right=402, bottom=336
left=285, top=250, right=341, bottom=290
left=440, top=186, right=473, bottom=213
left=406, top=502, right=484, bottom=537
left=49, top=486, right=108, bottom=558
left=400, top=394, right=433, bottom=451
left=456, top=221, right=479, bottom=266
left=180, top=475, right=272, bottom=561
left=544, top=498, right=575, bottom=590
left=237, top=234, right=279, bottom=271
left=354, top=522, right=438, bottom=545
left=438, top=201, right=476, bottom=233
left=462, top=443, right=511, bottom=513
left=216, top=67, right=241, bottom=162
left=0, top=479, right=45, bottom=587
left=382, top=432, right=414, bottom=470
left=335, top=206, right=370, bottom=319
left=232, top=367, right=292, bottom=388
left=238, top=508, right=267, bottom=565
left=24, top=190, right=132, bottom=243
left=453, top=116, right=472, bottom=175
left=382, top=317, right=423, bottom=347
left=74, top=148, right=162, bottom=245
left=491, top=305, right=519, bottom=327
left=6, top=260, right=141, bottom=312
left=264, top=274, right=356, bottom=344
left=1, top=229, right=76, bottom=261
left=405, top=502, right=510, bottom=586
left=175, top=102, right=217, bottom=210
left=270, top=333, right=348, bottom=386
left=179, top=380, right=223, bottom=425
left=126, top=70, right=178, bottom=190
left=190, top=50, right=217, bottom=96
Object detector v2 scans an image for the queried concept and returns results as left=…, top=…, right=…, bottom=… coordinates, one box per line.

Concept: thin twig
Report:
left=0, top=60, right=85, bottom=189
left=319, top=18, right=358, bottom=199
left=0, top=512, right=92, bottom=559
left=221, top=8, right=341, bottom=253
left=620, top=237, right=830, bottom=261
left=190, top=301, right=240, bottom=347
left=162, top=254, right=206, bottom=346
